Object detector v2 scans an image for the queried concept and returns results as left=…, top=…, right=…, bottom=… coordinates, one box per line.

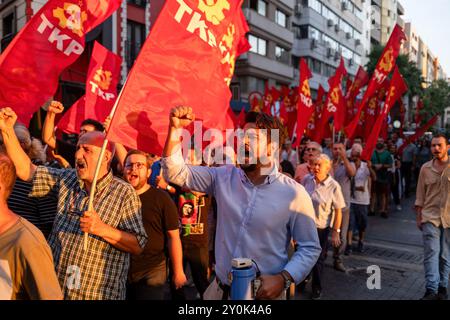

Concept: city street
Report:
left=296, top=196, right=432, bottom=300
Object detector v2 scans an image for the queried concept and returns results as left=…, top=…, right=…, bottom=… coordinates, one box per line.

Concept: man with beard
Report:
left=0, top=107, right=147, bottom=300
left=162, top=107, right=320, bottom=300
left=124, top=150, right=186, bottom=300
left=415, top=134, right=450, bottom=300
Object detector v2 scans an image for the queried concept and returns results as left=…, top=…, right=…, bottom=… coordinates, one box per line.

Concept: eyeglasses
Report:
left=124, top=162, right=147, bottom=170
left=306, top=148, right=318, bottom=152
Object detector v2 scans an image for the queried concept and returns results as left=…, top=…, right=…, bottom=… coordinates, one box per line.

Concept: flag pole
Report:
left=83, top=76, right=128, bottom=250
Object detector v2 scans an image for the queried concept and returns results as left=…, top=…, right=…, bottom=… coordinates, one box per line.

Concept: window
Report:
left=322, top=6, right=339, bottom=25
left=323, top=34, right=339, bottom=50
left=308, top=58, right=322, bottom=74
left=339, top=19, right=353, bottom=36
left=293, top=24, right=307, bottom=39
left=305, top=26, right=320, bottom=41
left=275, top=46, right=289, bottom=64
left=126, top=20, right=145, bottom=69
left=354, top=54, right=362, bottom=66
left=341, top=45, right=353, bottom=60
left=1, top=12, right=15, bottom=52
left=308, top=0, right=322, bottom=14
left=248, top=34, right=267, bottom=56
left=250, top=0, right=267, bottom=16
left=275, top=10, right=287, bottom=27
left=127, top=0, right=146, bottom=7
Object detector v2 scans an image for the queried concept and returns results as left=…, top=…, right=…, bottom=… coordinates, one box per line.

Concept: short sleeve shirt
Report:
left=0, top=218, right=62, bottom=300
left=302, top=174, right=346, bottom=229
left=332, top=162, right=355, bottom=209
left=371, top=150, right=393, bottom=183
left=129, top=188, right=179, bottom=283
left=351, top=162, right=371, bottom=205
left=30, top=166, right=147, bottom=300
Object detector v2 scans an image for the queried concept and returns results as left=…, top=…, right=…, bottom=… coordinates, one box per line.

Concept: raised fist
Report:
left=48, top=101, right=64, bottom=114
left=169, top=106, right=195, bottom=129
left=0, top=107, right=17, bottom=131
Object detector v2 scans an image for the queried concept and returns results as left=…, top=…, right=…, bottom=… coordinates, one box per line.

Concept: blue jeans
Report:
left=422, top=223, right=450, bottom=292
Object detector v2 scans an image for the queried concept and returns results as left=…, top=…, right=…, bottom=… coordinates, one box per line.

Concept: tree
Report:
left=365, top=45, right=424, bottom=97
left=421, top=79, right=450, bottom=122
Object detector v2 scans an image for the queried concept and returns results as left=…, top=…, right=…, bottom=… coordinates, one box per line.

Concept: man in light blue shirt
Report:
left=161, top=107, right=320, bottom=300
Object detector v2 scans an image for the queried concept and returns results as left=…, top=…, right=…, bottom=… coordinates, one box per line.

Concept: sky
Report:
left=401, top=0, right=450, bottom=77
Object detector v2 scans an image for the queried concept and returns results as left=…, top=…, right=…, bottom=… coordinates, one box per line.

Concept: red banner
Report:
left=345, top=24, right=406, bottom=138
left=345, top=66, right=369, bottom=126
left=106, top=0, right=250, bottom=155
left=58, top=41, right=122, bottom=134
left=293, top=58, right=313, bottom=145
left=306, top=85, right=326, bottom=139
left=361, top=67, right=408, bottom=160
left=313, top=58, right=347, bottom=142
left=398, top=115, right=438, bottom=154
left=263, top=82, right=280, bottom=115
left=0, top=0, right=122, bottom=125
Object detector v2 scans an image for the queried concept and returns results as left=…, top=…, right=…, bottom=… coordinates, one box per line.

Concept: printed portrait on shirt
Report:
left=178, top=193, right=205, bottom=236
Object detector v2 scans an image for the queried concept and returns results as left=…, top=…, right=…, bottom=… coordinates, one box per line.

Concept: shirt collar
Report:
left=78, top=170, right=113, bottom=194
left=239, top=164, right=280, bottom=186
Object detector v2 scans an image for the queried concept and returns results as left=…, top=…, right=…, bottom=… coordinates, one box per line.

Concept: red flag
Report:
left=237, top=107, right=246, bottom=128
left=293, top=58, right=313, bottom=145
left=415, top=99, right=424, bottom=125
left=106, top=0, right=250, bottom=155
left=58, top=41, right=122, bottom=134
left=399, top=99, right=406, bottom=138
left=285, top=87, right=298, bottom=139
left=361, top=67, right=408, bottom=160
left=398, top=115, right=438, bottom=154
left=0, top=0, right=122, bottom=125
left=306, top=85, right=326, bottom=138
left=263, top=84, right=280, bottom=115
left=345, top=24, right=406, bottom=138
left=363, top=80, right=390, bottom=141
left=313, top=58, right=347, bottom=142
left=345, top=66, right=369, bottom=125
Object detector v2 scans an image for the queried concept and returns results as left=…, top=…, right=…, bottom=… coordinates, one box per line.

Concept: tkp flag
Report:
left=292, top=58, right=313, bottom=147
left=361, top=67, right=408, bottom=160
left=0, top=0, right=122, bottom=125
left=106, top=0, right=250, bottom=155
left=58, top=41, right=122, bottom=134
left=345, top=24, right=406, bottom=138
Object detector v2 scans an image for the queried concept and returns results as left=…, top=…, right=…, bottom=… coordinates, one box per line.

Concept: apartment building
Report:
left=233, top=0, right=295, bottom=104
left=290, top=0, right=365, bottom=94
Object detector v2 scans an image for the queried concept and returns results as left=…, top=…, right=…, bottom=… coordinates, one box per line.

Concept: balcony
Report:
left=243, top=9, right=294, bottom=47
left=238, top=52, right=294, bottom=80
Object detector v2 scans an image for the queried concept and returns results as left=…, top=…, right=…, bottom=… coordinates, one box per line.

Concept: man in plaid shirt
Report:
left=0, top=107, right=147, bottom=300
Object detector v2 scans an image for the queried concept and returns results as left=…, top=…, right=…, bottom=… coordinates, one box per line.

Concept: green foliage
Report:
left=422, top=79, right=450, bottom=121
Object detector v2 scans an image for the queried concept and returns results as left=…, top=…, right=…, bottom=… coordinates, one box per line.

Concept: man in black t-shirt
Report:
left=123, top=150, right=186, bottom=300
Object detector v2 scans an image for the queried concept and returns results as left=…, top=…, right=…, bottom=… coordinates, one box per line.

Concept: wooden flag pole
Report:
left=83, top=77, right=128, bottom=251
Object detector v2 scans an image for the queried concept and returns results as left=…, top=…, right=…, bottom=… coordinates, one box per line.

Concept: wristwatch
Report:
left=166, top=185, right=173, bottom=192
left=280, top=270, right=292, bottom=289
left=333, top=228, right=341, bottom=233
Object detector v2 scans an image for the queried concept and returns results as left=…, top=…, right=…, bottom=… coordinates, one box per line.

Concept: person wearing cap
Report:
left=0, top=107, right=147, bottom=300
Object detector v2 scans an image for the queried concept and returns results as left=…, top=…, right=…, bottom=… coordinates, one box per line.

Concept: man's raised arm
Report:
left=42, top=101, right=64, bottom=150
left=0, top=108, right=36, bottom=181
left=161, top=106, right=215, bottom=194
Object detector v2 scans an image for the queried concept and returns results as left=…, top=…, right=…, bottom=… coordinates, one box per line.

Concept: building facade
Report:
left=233, top=0, right=295, bottom=105
left=290, top=0, right=365, bottom=94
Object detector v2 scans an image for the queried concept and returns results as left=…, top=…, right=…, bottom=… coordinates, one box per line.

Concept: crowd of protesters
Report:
left=0, top=103, right=448, bottom=301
